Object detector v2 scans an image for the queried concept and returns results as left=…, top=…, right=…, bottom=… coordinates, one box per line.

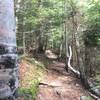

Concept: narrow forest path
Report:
left=36, top=50, right=88, bottom=100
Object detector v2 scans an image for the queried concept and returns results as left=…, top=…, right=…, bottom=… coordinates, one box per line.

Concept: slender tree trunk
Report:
left=64, top=0, right=69, bottom=71
left=59, top=40, right=63, bottom=58
left=23, top=32, right=26, bottom=54
left=44, top=36, right=48, bottom=51
left=70, top=7, right=89, bottom=88
left=85, top=46, right=96, bottom=77
left=64, top=21, right=69, bottom=71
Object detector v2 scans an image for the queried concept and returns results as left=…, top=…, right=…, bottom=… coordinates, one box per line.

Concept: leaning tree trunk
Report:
left=0, top=0, right=19, bottom=99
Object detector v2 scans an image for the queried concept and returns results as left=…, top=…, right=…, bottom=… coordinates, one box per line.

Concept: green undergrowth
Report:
left=18, top=79, right=39, bottom=100
left=81, top=96, right=94, bottom=100
left=94, top=74, right=100, bottom=89
left=92, top=56, right=100, bottom=90
left=18, top=55, right=46, bottom=100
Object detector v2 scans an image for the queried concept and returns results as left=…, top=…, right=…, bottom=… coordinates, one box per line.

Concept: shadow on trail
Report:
left=34, top=50, right=68, bottom=76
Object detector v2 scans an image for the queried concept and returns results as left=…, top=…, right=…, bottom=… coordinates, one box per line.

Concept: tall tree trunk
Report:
left=64, top=20, right=69, bottom=71
left=64, top=0, right=69, bottom=71
left=0, top=0, right=19, bottom=99
left=23, top=32, right=26, bottom=54
left=70, top=7, right=89, bottom=88
left=85, top=46, right=96, bottom=77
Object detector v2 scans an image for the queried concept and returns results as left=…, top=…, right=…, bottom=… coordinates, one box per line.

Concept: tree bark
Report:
left=85, top=47, right=96, bottom=77
left=0, top=0, right=19, bottom=99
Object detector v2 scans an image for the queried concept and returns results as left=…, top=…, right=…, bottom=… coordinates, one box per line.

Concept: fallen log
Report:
left=67, top=46, right=80, bottom=76
left=89, top=92, right=100, bottom=100
left=67, top=45, right=100, bottom=99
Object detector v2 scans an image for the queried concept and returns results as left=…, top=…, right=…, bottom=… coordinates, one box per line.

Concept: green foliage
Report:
left=80, top=96, right=94, bottom=100
left=15, top=0, right=100, bottom=98
left=84, top=0, right=100, bottom=47
left=18, top=57, right=45, bottom=100
left=15, top=0, right=100, bottom=49
left=15, top=0, right=64, bottom=50
left=18, top=79, right=39, bottom=100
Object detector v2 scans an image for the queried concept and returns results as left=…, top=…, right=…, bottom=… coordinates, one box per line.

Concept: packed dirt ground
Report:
left=36, top=50, right=89, bottom=100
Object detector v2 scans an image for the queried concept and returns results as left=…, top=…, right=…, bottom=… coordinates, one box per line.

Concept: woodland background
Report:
left=14, top=0, right=100, bottom=99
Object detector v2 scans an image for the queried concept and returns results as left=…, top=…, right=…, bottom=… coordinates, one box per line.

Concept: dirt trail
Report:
left=36, top=50, right=88, bottom=100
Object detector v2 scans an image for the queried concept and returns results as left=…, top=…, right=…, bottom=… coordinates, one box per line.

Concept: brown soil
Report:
left=36, top=51, right=88, bottom=100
